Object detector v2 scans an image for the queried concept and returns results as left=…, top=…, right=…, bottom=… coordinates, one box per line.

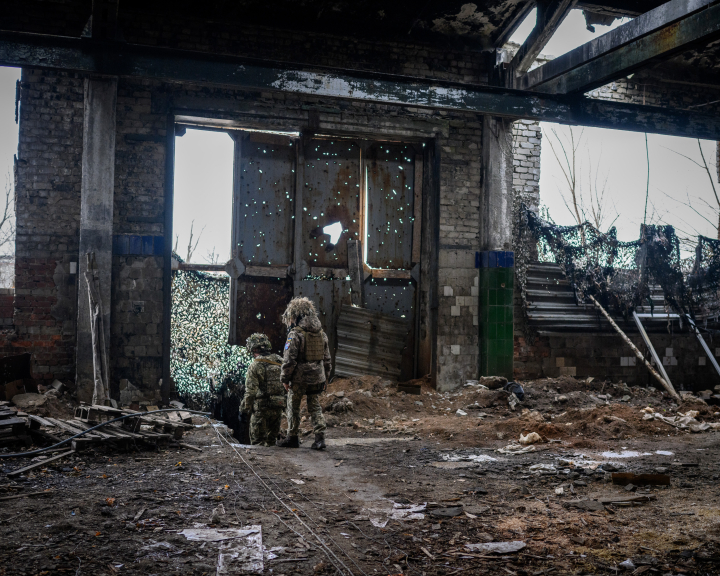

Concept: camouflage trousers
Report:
left=249, top=408, right=283, bottom=447
left=286, top=381, right=326, bottom=437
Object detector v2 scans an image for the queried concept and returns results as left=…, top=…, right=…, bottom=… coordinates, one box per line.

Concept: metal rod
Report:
left=633, top=311, right=675, bottom=390
left=686, top=316, right=720, bottom=379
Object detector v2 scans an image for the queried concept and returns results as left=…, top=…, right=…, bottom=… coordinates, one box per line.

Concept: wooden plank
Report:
left=611, top=472, right=671, bottom=486
left=0, top=490, right=54, bottom=502
left=46, top=418, right=103, bottom=439
left=27, top=414, right=54, bottom=428
left=370, top=269, right=412, bottom=280
left=0, top=417, right=26, bottom=429
left=244, top=265, right=288, bottom=278
left=8, top=450, right=74, bottom=478
left=178, top=262, right=227, bottom=272
left=523, top=0, right=720, bottom=93
left=412, top=155, right=423, bottom=264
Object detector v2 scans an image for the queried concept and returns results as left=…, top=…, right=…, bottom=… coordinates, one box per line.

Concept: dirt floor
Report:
left=2, top=376, right=720, bottom=575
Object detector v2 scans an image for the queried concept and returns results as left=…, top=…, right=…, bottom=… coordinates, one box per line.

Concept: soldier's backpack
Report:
left=294, top=328, right=325, bottom=361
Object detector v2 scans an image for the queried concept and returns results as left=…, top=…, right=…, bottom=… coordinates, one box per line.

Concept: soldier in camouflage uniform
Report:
left=240, top=333, right=286, bottom=447
left=277, top=297, right=331, bottom=450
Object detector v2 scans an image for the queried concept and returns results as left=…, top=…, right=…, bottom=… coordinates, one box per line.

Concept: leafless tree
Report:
left=544, top=127, right=617, bottom=242
left=185, top=220, right=205, bottom=262
left=204, top=247, right=220, bottom=265
left=0, top=173, right=16, bottom=254
left=663, top=140, right=720, bottom=240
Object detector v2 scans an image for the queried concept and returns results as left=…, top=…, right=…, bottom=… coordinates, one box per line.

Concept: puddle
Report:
left=601, top=451, right=652, bottom=458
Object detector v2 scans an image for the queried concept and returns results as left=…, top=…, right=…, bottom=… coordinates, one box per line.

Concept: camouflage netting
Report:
left=171, top=253, right=250, bottom=409
left=517, top=205, right=720, bottom=329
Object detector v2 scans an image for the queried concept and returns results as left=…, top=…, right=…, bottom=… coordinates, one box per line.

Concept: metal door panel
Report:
left=237, top=133, right=295, bottom=265
left=366, top=143, right=415, bottom=270
left=235, top=276, right=293, bottom=353
left=302, top=138, right=361, bottom=268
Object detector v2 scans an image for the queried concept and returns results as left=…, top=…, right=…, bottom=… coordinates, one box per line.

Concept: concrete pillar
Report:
left=478, top=116, right=515, bottom=379
left=76, top=77, right=117, bottom=403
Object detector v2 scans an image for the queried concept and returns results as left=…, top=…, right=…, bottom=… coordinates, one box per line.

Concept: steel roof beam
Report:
left=517, top=0, right=720, bottom=92
left=2, top=30, right=720, bottom=139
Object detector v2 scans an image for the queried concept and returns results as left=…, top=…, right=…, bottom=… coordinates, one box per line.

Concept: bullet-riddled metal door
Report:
left=230, top=132, right=296, bottom=351
left=293, top=137, right=361, bottom=359
left=364, top=142, right=422, bottom=378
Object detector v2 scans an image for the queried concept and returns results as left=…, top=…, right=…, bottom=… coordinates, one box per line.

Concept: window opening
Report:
left=171, top=128, right=246, bottom=410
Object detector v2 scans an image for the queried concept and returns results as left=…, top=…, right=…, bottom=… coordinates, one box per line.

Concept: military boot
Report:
left=310, top=433, right=326, bottom=450
left=277, top=435, right=299, bottom=448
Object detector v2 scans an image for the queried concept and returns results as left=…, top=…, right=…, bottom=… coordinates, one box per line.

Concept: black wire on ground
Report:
left=0, top=408, right=211, bottom=459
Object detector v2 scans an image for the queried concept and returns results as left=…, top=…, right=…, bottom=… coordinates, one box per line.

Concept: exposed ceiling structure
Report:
left=4, top=0, right=669, bottom=48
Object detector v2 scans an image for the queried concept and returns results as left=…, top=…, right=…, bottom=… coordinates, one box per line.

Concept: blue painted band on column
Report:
left=475, top=251, right=515, bottom=268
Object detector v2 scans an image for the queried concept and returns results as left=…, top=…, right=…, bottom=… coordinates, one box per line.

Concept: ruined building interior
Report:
left=1, top=0, right=720, bottom=574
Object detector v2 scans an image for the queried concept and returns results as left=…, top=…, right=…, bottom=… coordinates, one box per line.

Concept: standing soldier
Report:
left=240, top=333, right=286, bottom=447
left=277, top=297, right=330, bottom=450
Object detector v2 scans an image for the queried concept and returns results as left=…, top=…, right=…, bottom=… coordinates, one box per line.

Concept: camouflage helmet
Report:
left=282, top=296, right=318, bottom=326
left=246, top=333, right=272, bottom=353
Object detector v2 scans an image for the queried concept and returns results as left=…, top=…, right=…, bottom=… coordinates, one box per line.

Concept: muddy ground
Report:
left=2, top=377, right=720, bottom=575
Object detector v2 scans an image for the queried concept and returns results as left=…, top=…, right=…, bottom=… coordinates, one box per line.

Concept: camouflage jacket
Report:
left=281, top=315, right=331, bottom=390
left=240, top=353, right=285, bottom=412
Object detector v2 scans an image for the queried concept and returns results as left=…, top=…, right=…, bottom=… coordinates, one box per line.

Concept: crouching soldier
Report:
left=240, top=333, right=286, bottom=447
left=277, top=297, right=330, bottom=450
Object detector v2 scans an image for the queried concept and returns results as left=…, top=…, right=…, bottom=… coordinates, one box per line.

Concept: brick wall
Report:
left=14, top=66, right=488, bottom=392
left=9, top=69, right=84, bottom=383
left=0, top=290, right=13, bottom=328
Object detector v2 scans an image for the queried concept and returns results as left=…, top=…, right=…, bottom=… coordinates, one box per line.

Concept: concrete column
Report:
left=76, top=77, right=117, bottom=402
left=478, top=116, right=515, bottom=378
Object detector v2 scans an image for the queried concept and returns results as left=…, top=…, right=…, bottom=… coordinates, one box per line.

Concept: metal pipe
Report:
left=633, top=311, right=674, bottom=390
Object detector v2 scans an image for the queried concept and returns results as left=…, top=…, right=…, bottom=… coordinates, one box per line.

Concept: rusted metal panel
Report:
left=335, top=304, right=410, bottom=380
left=235, top=277, right=293, bottom=353
left=366, top=142, right=415, bottom=270
left=237, top=133, right=296, bottom=266
left=302, top=138, right=361, bottom=268
left=365, top=280, right=415, bottom=320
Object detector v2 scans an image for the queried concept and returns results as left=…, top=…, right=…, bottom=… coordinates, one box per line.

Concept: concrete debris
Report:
left=455, top=409, right=467, bottom=416
left=11, top=393, right=47, bottom=410
left=518, top=432, right=542, bottom=445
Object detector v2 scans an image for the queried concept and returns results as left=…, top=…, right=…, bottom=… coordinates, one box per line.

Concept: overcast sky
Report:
left=0, top=13, right=717, bottom=262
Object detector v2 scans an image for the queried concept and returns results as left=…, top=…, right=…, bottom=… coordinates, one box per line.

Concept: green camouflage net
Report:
left=518, top=205, right=720, bottom=328
left=171, top=254, right=250, bottom=408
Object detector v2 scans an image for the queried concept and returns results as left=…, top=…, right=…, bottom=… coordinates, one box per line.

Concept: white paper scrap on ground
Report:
left=179, top=526, right=263, bottom=574
left=465, top=541, right=526, bottom=554
left=368, top=502, right=427, bottom=527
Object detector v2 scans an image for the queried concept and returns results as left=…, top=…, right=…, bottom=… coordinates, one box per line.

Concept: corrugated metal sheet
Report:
left=366, top=142, right=415, bottom=269
left=525, top=262, right=668, bottom=334
left=335, top=304, right=410, bottom=379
